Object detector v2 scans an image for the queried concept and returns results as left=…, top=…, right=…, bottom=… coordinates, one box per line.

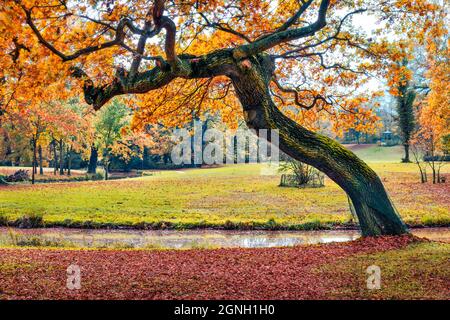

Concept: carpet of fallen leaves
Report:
left=0, top=235, right=446, bottom=300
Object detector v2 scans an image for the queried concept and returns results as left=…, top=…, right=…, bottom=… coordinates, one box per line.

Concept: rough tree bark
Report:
left=230, top=54, right=408, bottom=236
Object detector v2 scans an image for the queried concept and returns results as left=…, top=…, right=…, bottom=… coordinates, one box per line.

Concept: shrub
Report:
left=266, top=218, right=278, bottom=230
left=0, top=174, right=8, bottom=185
left=92, top=172, right=105, bottom=180
left=5, top=170, right=30, bottom=182
left=278, top=158, right=324, bottom=187
left=0, top=214, right=8, bottom=225
left=279, top=160, right=315, bottom=185
left=7, top=230, right=68, bottom=247
left=299, top=220, right=325, bottom=230
left=223, top=220, right=237, bottom=230
left=15, top=213, right=44, bottom=228
left=83, top=172, right=105, bottom=181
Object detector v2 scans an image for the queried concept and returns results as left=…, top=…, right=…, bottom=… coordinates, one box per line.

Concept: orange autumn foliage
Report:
left=0, top=0, right=447, bottom=138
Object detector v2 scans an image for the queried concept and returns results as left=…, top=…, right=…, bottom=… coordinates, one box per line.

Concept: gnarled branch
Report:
left=233, top=0, right=330, bottom=59
left=72, top=49, right=236, bottom=110
left=272, top=78, right=331, bottom=110
left=22, top=3, right=131, bottom=62
left=198, top=12, right=252, bottom=43
left=153, top=0, right=177, bottom=63
left=9, top=37, right=30, bottom=62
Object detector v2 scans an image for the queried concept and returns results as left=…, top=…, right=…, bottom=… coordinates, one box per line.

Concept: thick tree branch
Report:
left=256, top=0, right=314, bottom=42
left=272, top=9, right=367, bottom=60
left=72, top=49, right=237, bottom=110
left=129, top=8, right=154, bottom=78
left=233, top=0, right=330, bottom=59
left=153, top=0, right=177, bottom=63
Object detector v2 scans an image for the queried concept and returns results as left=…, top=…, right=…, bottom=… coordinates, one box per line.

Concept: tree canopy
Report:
left=1, top=0, right=446, bottom=130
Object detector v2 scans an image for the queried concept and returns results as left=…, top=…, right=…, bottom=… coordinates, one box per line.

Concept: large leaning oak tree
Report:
left=0, top=0, right=444, bottom=235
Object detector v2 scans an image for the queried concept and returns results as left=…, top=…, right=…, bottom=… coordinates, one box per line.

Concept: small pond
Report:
left=0, top=227, right=449, bottom=249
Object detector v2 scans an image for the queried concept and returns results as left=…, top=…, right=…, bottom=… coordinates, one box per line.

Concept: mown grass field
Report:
left=0, top=145, right=448, bottom=229
left=346, top=144, right=405, bottom=162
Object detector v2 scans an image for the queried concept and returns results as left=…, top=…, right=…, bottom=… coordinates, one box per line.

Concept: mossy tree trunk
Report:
left=231, top=54, right=408, bottom=236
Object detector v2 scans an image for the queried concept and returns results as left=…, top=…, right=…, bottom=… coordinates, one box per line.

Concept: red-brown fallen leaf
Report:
left=0, top=235, right=425, bottom=300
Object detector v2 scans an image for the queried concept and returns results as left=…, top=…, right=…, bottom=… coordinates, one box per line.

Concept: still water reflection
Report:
left=0, top=227, right=448, bottom=249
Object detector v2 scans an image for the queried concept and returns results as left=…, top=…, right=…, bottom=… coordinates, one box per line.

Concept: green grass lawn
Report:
left=0, top=156, right=448, bottom=229
left=347, top=144, right=405, bottom=162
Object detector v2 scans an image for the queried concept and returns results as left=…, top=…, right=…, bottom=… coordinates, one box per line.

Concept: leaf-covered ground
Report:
left=0, top=235, right=448, bottom=300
